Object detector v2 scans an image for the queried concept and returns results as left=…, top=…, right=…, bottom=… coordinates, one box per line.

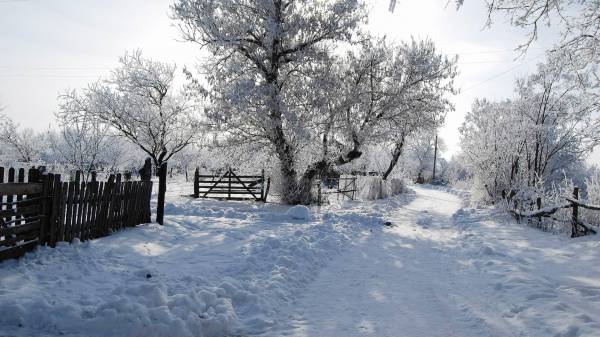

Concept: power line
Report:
left=462, top=52, right=545, bottom=92
left=447, top=47, right=545, bottom=56
left=458, top=59, right=532, bottom=65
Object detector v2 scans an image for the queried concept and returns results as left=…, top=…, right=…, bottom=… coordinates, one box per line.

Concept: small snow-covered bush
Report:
left=358, top=176, right=406, bottom=200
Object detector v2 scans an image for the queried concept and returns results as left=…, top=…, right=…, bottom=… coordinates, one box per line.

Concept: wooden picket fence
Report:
left=0, top=166, right=153, bottom=262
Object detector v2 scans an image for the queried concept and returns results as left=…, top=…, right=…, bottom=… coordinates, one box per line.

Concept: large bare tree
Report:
left=59, top=50, right=201, bottom=172
left=59, top=51, right=202, bottom=224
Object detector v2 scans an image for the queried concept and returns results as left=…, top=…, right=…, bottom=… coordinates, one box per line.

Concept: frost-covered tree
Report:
left=458, top=0, right=600, bottom=97
left=311, top=37, right=455, bottom=184
left=460, top=60, right=600, bottom=202
left=466, top=0, right=599, bottom=54
left=172, top=0, right=366, bottom=203
left=321, top=38, right=455, bottom=171
left=0, top=113, right=44, bottom=163
left=59, top=51, right=202, bottom=225
left=59, top=51, right=202, bottom=172
left=48, top=112, right=122, bottom=182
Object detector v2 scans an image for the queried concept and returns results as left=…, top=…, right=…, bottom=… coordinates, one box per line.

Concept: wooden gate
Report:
left=316, top=176, right=357, bottom=205
left=193, top=168, right=270, bottom=202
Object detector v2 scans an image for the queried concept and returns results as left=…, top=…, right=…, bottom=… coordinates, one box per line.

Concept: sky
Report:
left=0, top=0, right=598, bottom=164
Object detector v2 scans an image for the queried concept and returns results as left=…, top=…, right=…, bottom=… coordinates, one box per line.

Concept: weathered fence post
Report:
left=142, top=159, right=152, bottom=224
left=265, top=177, right=271, bottom=203
left=535, top=196, right=541, bottom=228
left=156, top=162, right=167, bottom=225
left=49, top=174, right=61, bottom=247
left=317, top=181, right=322, bottom=206
left=227, top=168, right=232, bottom=200
left=193, top=167, right=200, bottom=198
left=571, top=187, right=580, bottom=238
left=91, top=171, right=97, bottom=183
left=260, top=169, right=265, bottom=202
left=75, top=170, right=81, bottom=184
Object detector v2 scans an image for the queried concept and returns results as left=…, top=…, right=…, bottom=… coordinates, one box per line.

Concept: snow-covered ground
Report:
left=1, top=183, right=599, bottom=337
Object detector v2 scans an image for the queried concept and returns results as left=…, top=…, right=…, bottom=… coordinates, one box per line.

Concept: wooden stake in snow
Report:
left=157, top=163, right=167, bottom=226
left=432, top=134, right=438, bottom=182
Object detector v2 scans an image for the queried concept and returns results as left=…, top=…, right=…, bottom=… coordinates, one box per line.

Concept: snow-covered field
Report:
left=1, top=183, right=599, bottom=337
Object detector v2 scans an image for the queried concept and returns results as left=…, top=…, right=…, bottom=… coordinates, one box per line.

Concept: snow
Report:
left=285, top=205, right=310, bottom=220
left=1, top=181, right=599, bottom=337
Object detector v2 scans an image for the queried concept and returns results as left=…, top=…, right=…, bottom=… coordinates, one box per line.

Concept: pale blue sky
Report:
left=0, top=0, right=597, bottom=164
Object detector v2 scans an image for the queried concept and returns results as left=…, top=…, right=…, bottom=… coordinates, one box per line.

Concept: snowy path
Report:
left=274, top=186, right=495, bottom=337
left=268, top=186, right=600, bottom=337
left=1, top=182, right=600, bottom=337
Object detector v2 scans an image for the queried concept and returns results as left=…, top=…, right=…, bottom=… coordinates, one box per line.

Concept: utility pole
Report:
left=432, top=133, right=438, bottom=182
left=389, top=0, right=397, bottom=12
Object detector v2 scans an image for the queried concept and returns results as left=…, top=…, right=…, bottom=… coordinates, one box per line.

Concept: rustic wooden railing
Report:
left=0, top=166, right=153, bottom=262
left=509, top=187, right=599, bottom=237
left=193, top=168, right=269, bottom=202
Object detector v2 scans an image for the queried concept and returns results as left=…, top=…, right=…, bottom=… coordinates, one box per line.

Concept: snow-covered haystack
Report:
left=358, top=176, right=406, bottom=200
left=286, top=205, right=310, bottom=220
left=390, top=178, right=407, bottom=195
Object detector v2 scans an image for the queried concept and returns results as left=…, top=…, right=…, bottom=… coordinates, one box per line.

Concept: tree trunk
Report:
left=335, top=136, right=363, bottom=166
left=296, top=160, right=330, bottom=204
left=382, top=136, right=405, bottom=181
left=271, top=121, right=302, bottom=204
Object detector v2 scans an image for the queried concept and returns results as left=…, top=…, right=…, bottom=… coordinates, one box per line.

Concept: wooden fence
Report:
left=0, top=166, right=152, bottom=262
left=193, top=168, right=269, bottom=202
left=509, top=187, right=600, bottom=238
